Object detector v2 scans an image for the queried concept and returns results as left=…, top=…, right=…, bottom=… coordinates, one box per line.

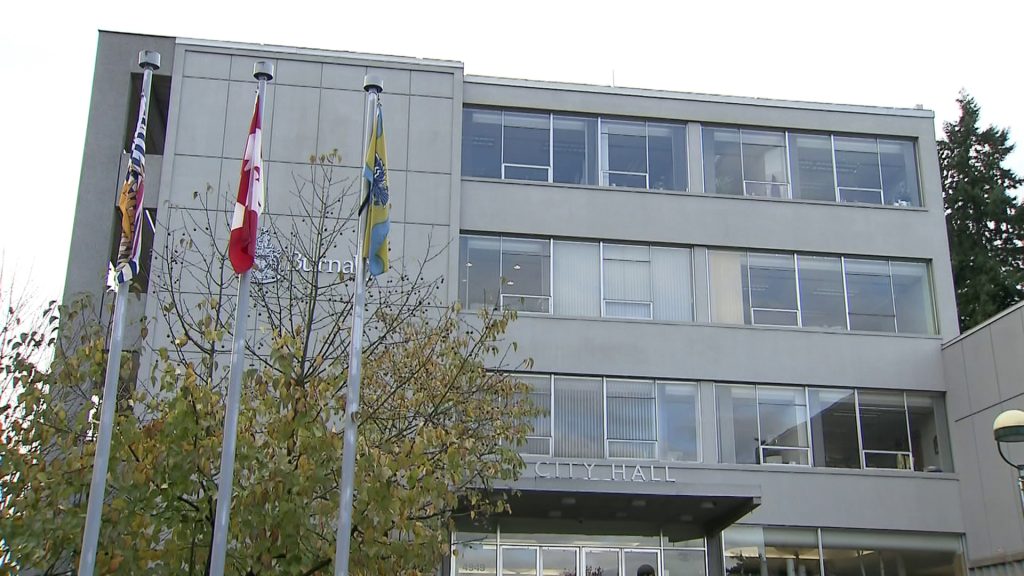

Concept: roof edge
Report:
left=465, top=75, right=936, bottom=118
left=943, top=300, right=1024, bottom=348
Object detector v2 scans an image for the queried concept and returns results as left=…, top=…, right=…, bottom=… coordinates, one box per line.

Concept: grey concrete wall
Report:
left=64, top=32, right=176, bottom=336
left=944, top=302, right=1024, bottom=567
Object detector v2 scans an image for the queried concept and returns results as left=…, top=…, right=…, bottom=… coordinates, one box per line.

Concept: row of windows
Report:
left=452, top=526, right=964, bottom=576
left=461, top=107, right=923, bottom=207
left=459, top=235, right=937, bottom=335
left=516, top=374, right=952, bottom=473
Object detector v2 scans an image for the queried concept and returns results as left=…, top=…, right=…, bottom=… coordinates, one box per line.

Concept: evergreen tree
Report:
left=940, top=92, right=1024, bottom=331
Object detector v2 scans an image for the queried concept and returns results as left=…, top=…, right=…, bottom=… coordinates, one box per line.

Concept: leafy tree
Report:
left=940, top=92, right=1024, bottom=331
left=0, top=153, right=534, bottom=574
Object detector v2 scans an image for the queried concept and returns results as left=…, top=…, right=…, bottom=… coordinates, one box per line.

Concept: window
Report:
left=708, top=250, right=936, bottom=335
left=516, top=374, right=698, bottom=462
left=820, top=529, right=963, bottom=576
left=461, top=107, right=685, bottom=191
left=808, top=388, right=860, bottom=469
left=454, top=540, right=497, bottom=576
left=702, top=127, right=789, bottom=198
left=720, top=385, right=950, bottom=471
left=462, top=235, right=692, bottom=323
left=717, top=385, right=809, bottom=466
left=108, top=207, right=157, bottom=293
left=124, top=72, right=171, bottom=155
left=702, top=126, right=921, bottom=206
left=458, top=236, right=551, bottom=313
left=606, top=379, right=657, bottom=459
left=724, top=526, right=822, bottom=576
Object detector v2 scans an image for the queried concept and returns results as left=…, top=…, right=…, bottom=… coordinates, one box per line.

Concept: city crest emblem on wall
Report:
left=252, top=229, right=282, bottom=285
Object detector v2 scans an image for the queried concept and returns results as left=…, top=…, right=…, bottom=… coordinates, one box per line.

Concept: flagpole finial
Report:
left=253, top=61, right=274, bottom=81
left=364, top=74, right=383, bottom=94
left=138, top=50, right=161, bottom=71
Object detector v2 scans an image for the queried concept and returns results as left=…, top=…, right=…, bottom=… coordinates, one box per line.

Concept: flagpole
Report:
left=78, top=49, right=160, bottom=576
left=208, top=60, right=273, bottom=576
left=334, top=74, right=382, bottom=576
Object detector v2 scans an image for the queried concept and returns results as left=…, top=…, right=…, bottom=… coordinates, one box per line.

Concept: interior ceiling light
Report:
left=513, top=264, right=521, bottom=270
left=506, top=281, right=515, bottom=286
left=465, top=262, right=473, bottom=267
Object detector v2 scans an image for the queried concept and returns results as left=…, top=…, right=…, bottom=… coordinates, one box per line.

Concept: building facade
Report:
left=67, top=31, right=968, bottom=576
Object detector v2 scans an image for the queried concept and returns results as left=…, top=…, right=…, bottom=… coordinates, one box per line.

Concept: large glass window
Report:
left=463, top=236, right=692, bottom=323
left=808, top=388, right=860, bottom=469
left=717, top=385, right=809, bottom=466
left=708, top=250, right=935, bottom=335
left=454, top=540, right=497, bottom=576
left=459, top=235, right=551, bottom=314
left=788, top=132, right=836, bottom=202
left=516, top=375, right=698, bottom=462
left=658, top=383, right=700, bottom=462
left=724, top=526, right=821, bottom=576
left=835, top=137, right=921, bottom=207
left=503, top=111, right=551, bottom=181
left=554, top=115, right=599, bottom=185
left=462, top=107, right=684, bottom=191
left=702, top=127, right=789, bottom=198
left=857, top=391, right=911, bottom=470
left=820, top=529, right=963, bottom=576
left=907, top=393, right=952, bottom=472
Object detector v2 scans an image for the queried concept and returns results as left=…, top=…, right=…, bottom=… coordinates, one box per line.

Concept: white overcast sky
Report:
left=1, top=0, right=1022, bottom=305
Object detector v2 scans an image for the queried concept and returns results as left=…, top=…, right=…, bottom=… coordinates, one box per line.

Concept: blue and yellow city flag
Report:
left=362, top=100, right=390, bottom=276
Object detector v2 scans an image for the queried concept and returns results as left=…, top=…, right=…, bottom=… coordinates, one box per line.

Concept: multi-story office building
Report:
left=67, top=31, right=969, bottom=575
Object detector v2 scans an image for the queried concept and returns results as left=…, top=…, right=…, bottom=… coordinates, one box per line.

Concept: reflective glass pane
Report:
left=608, top=440, right=657, bottom=459
left=703, top=127, right=742, bottom=195
left=460, top=236, right=501, bottom=310
left=554, top=116, right=598, bottom=185
left=758, top=387, right=809, bottom=450
left=542, top=548, right=577, bottom=576
left=648, top=123, right=687, bottom=191
left=502, top=238, right=551, bottom=299
left=743, top=181, right=789, bottom=198
left=717, top=385, right=759, bottom=464
left=845, top=259, right=895, bottom=332
left=750, top=310, right=799, bottom=326
left=503, top=112, right=550, bottom=167
left=583, top=550, right=619, bottom=576
left=859, top=391, right=910, bottom=454
left=456, top=542, right=497, bottom=576
left=604, top=245, right=653, bottom=303
left=797, top=255, right=847, bottom=329
left=658, top=382, right=700, bottom=462
left=821, top=529, right=964, bottom=576
left=651, top=247, right=693, bottom=322
left=624, top=551, right=659, bottom=576
left=605, top=301, right=653, bottom=319
left=834, top=136, right=882, bottom=191
left=839, top=187, right=883, bottom=204
left=501, top=295, right=550, bottom=314
left=891, top=261, right=935, bottom=334
left=602, top=120, right=647, bottom=174
left=462, top=108, right=502, bottom=178
left=663, top=550, right=704, bottom=576
left=742, top=129, right=788, bottom=185
left=809, top=388, right=860, bottom=468
left=503, top=547, right=538, bottom=576
left=723, top=526, right=765, bottom=576
left=745, top=253, right=797, bottom=322
left=554, top=378, right=605, bottom=458
left=879, top=139, right=920, bottom=206
left=762, top=528, right=821, bottom=576
left=907, top=393, right=951, bottom=472
left=789, top=132, right=836, bottom=201
left=518, top=375, right=551, bottom=453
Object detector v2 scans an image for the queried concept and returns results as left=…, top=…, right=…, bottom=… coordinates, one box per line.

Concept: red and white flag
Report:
left=228, top=93, right=264, bottom=274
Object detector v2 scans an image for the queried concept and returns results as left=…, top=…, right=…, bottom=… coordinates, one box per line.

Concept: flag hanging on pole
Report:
left=108, top=92, right=149, bottom=288
left=361, top=100, right=389, bottom=276
left=228, top=91, right=265, bottom=274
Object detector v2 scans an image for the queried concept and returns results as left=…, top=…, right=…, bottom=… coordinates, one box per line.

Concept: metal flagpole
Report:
left=334, top=74, right=383, bottom=576
left=208, top=60, right=274, bottom=576
left=78, top=49, right=160, bottom=576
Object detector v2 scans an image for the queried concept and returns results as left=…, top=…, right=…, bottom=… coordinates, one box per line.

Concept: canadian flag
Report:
left=228, top=93, right=264, bottom=274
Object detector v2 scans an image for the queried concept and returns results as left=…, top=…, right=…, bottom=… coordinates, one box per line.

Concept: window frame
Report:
left=701, top=125, right=921, bottom=207
left=601, top=242, right=655, bottom=320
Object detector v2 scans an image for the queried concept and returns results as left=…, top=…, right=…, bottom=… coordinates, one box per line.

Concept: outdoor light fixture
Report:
left=993, top=409, right=1024, bottom=510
